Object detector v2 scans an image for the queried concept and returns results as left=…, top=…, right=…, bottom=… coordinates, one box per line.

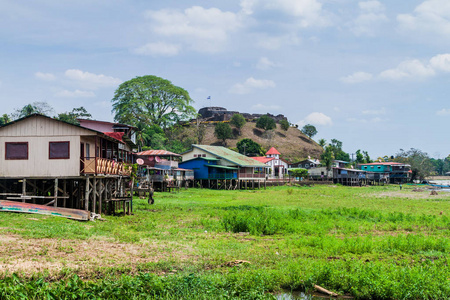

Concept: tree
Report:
left=237, top=138, right=263, bottom=156
left=111, top=75, right=196, bottom=129
left=329, top=138, right=350, bottom=162
left=318, top=138, right=326, bottom=148
left=214, top=122, right=233, bottom=145
left=0, top=114, right=11, bottom=126
left=301, top=124, right=317, bottom=139
left=289, top=168, right=308, bottom=179
left=230, top=114, right=246, bottom=135
left=363, top=151, right=372, bottom=163
left=255, top=115, right=276, bottom=131
left=320, top=145, right=335, bottom=173
left=13, top=102, right=54, bottom=119
left=355, top=150, right=365, bottom=164
left=57, top=107, right=92, bottom=125
left=394, top=148, right=434, bottom=181
left=280, top=119, right=290, bottom=131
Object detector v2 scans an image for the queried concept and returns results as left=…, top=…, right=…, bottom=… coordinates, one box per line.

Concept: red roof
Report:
left=104, top=132, right=124, bottom=143
left=251, top=157, right=275, bottom=164
left=266, top=147, right=281, bottom=155
left=136, top=150, right=181, bottom=157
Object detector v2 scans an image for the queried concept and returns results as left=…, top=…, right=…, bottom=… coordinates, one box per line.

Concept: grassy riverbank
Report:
left=1, top=185, right=450, bottom=299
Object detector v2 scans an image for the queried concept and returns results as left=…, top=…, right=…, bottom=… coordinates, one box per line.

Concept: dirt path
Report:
left=0, top=234, right=194, bottom=277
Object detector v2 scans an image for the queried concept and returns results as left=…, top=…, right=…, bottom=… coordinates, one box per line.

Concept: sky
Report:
left=1, top=0, right=450, bottom=159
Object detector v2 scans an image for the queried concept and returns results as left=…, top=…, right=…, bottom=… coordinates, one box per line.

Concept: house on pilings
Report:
left=179, top=145, right=267, bottom=189
left=0, top=114, right=135, bottom=216
left=135, top=149, right=194, bottom=192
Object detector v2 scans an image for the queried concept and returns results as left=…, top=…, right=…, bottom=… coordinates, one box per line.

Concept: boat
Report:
left=0, top=200, right=90, bottom=221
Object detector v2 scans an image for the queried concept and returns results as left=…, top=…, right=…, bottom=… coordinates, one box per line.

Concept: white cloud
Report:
left=340, top=71, right=373, bottom=83
left=133, top=42, right=181, bottom=56
left=351, top=1, right=388, bottom=36
left=296, top=112, right=332, bottom=127
left=229, top=77, right=276, bottom=94
left=64, top=69, right=122, bottom=89
left=436, top=108, right=450, bottom=116
left=362, top=107, right=386, bottom=115
left=144, top=6, right=242, bottom=53
left=35, top=72, right=56, bottom=81
left=256, top=57, right=279, bottom=70
left=429, top=54, right=450, bottom=72
left=379, top=59, right=435, bottom=80
left=397, top=0, right=450, bottom=38
left=359, top=1, right=384, bottom=13
left=55, top=89, right=95, bottom=98
left=261, top=0, right=330, bottom=27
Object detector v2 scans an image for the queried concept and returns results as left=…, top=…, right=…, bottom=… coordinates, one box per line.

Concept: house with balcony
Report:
left=135, top=149, right=194, bottom=190
left=358, top=162, right=411, bottom=183
left=0, top=114, right=133, bottom=215
left=180, top=145, right=267, bottom=189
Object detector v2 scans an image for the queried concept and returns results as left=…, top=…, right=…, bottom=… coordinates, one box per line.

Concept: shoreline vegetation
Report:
left=1, top=185, right=450, bottom=299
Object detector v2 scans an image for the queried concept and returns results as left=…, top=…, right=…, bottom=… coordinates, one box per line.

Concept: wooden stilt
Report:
left=22, top=179, right=26, bottom=202
left=53, top=178, right=58, bottom=207
left=85, top=176, right=90, bottom=211
left=93, top=177, right=97, bottom=214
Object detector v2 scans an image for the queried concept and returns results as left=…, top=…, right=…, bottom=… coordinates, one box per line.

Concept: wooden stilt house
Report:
left=0, top=114, right=135, bottom=216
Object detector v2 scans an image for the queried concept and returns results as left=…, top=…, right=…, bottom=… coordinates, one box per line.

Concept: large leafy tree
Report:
left=111, top=75, right=196, bottom=129
left=214, top=122, right=233, bottom=145
left=301, top=124, right=317, bottom=138
left=230, top=114, right=246, bottom=135
left=255, top=115, right=276, bottom=131
left=320, top=145, right=335, bottom=173
left=330, top=138, right=350, bottom=162
left=236, top=138, right=263, bottom=156
left=394, top=148, right=434, bottom=181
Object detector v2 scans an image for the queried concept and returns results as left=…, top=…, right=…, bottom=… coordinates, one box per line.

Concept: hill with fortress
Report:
left=177, top=107, right=323, bottom=163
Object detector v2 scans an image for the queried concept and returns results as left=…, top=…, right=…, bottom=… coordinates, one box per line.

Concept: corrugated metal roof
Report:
left=136, top=150, right=181, bottom=156
left=192, top=145, right=267, bottom=168
left=206, top=165, right=239, bottom=170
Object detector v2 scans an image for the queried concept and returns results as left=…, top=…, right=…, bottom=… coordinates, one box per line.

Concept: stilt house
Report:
left=179, top=145, right=267, bottom=189
left=0, top=114, right=134, bottom=215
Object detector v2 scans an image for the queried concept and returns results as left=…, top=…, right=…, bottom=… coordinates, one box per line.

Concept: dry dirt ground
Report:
left=0, top=234, right=195, bottom=277
left=373, top=189, right=450, bottom=199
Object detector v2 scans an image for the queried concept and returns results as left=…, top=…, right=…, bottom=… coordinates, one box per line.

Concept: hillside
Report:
left=178, top=121, right=323, bottom=163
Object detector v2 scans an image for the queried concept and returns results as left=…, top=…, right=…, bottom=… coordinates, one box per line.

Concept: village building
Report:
left=289, top=158, right=321, bottom=169
left=179, top=144, right=267, bottom=189
left=358, top=162, right=411, bottom=183
left=251, top=147, right=289, bottom=179
left=135, top=149, right=194, bottom=191
left=0, top=114, right=134, bottom=217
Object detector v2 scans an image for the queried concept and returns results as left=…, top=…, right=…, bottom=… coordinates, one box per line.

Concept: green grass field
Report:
left=1, top=184, right=450, bottom=299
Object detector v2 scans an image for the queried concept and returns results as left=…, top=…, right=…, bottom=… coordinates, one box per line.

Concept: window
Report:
left=202, top=154, right=206, bottom=157
left=5, top=142, right=28, bottom=160
left=49, top=141, right=70, bottom=159
left=86, top=143, right=90, bottom=159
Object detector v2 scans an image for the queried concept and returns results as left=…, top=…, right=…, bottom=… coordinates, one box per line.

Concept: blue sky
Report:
left=1, top=0, right=450, bottom=159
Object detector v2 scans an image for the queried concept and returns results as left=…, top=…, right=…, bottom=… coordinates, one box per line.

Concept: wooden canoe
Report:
left=0, top=200, right=90, bottom=221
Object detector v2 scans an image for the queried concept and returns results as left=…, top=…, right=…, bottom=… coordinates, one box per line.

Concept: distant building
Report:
left=358, top=162, right=411, bottom=183
left=289, top=159, right=321, bottom=169
left=180, top=145, right=267, bottom=187
left=251, top=147, right=289, bottom=179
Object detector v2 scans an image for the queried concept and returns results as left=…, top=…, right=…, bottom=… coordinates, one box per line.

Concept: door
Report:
left=80, top=143, right=85, bottom=173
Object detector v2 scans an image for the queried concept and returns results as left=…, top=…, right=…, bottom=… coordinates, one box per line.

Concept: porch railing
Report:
left=80, top=157, right=131, bottom=176
left=239, top=173, right=266, bottom=179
